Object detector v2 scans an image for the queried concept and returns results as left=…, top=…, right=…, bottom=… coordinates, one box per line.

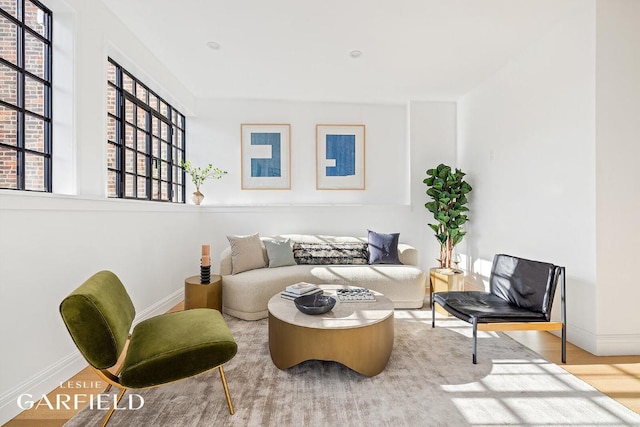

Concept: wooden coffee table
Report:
left=267, top=284, right=394, bottom=376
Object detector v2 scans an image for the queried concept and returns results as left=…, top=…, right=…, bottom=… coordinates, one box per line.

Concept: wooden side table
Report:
left=184, top=275, right=222, bottom=311
left=429, top=268, right=464, bottom=316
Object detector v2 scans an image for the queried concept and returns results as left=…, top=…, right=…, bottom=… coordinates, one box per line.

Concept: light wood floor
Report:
left=5, top=303, right=640, bottom=426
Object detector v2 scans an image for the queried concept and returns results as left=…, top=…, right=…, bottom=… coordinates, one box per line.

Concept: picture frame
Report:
left=316, top=124, right=365, bottom=190
left=241, top=123, right=291, bottom=190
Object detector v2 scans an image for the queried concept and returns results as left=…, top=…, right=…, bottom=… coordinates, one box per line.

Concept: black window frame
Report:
left=107, top=58, right=186, bottom=203
left=0, top=0, right=53, bottom=192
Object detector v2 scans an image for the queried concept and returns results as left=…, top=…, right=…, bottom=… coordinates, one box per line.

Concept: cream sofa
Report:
left=220, top=234, right=426, bottom=320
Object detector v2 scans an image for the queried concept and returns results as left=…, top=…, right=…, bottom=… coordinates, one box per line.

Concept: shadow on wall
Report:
left=459, top=253, right=492, bottom=292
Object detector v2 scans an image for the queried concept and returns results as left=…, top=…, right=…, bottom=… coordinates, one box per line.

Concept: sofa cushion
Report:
left=367, top=230, right=402, bottom=264
left=265, top=239, right=296, bottom=268
left=292, top=242, right=369, bottom=265
left=227, top=233, right=267, bottom=274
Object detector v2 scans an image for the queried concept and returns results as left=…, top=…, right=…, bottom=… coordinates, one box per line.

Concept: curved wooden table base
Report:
left=269, top=313, right=393, bottom=376
left=267, top=286, right=394, bottom=377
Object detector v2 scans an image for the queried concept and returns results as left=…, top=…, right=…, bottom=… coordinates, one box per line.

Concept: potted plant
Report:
left=181, top=160, right=227, bottom=205
left=423, top=163, right=472, bottom=270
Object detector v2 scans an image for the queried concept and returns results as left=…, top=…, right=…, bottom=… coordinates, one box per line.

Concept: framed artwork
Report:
left=316, top=124, right=365, bottom=190
left=241, top=123, right=291, bottom=189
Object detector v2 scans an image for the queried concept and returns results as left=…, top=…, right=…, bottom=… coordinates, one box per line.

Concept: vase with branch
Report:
left=181, top=160, right=227, bottom=205
left=423, top=163, right=472, bottom=270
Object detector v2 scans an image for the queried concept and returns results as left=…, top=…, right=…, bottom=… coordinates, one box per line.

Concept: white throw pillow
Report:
left=226, top=233, right=267, bottom=274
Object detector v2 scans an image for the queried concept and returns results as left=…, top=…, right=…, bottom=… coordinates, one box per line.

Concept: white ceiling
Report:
left=100, top=0, right=586, bottom=104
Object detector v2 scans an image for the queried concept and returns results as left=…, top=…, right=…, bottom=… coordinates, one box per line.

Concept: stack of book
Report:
left=280, top=282, right=322, bottom=300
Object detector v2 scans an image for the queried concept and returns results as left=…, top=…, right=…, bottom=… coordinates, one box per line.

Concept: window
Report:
left=0, top=0, right=52, bottom=191
left=107, top=58, right=186, bottom=202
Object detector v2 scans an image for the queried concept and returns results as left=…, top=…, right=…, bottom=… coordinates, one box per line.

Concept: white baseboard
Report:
left=0, top=288, right=184, bottom=425
left=595, top=333, right=640, bottom=356
left=554, top=322, right=640, bottom=356
left=565, top=322, right=598, bottom=355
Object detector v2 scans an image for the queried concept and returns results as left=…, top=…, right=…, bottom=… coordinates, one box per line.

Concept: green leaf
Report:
left=438, top=193, right=451, bottom=204
left=428, top=223, right=440, bottom=233
left=452, top=232, right=466, bottom=246
left=423, top=177, right=434, bottom=185
left=424, top=201, right=438, bottom=213
left=426, top=188, right=440, bottom=198
left=437, top=212, right=450, bottom=224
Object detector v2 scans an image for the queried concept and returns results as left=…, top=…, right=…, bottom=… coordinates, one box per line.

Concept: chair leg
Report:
left=561, top=323, right=567, bottom=364
left=431, top=299, right=436, bottom=328
left=472, top=319, right=478, bottom=364
left=101, top=387, right=126, bottom=427
left=560, top=266, right=567, bottom=364
left=219, top=365, right=234, bottom=415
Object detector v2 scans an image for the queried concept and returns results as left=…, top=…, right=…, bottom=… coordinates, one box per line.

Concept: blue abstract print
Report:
left=325, top=134, right=356, bottom=176
left=250, top=133, right=281, bottom=177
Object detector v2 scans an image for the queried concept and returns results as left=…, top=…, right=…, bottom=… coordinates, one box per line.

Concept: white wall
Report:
left=189, top=99, right=409, bottom=205
left=458, top=3, right=598, bottom=352
left=594, top=0, right=640, bottom=354
left=408, top=101, right=458, bottom=267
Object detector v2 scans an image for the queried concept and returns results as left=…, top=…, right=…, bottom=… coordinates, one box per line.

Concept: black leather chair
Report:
left=432, top=254, right=566, bottom=364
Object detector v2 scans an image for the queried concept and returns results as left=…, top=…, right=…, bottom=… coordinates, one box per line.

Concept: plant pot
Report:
left=429, top=267, right=464, bottom=316
left=192, top=188, right=204, bottom=205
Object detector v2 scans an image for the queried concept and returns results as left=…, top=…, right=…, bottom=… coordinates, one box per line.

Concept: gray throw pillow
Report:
left=265, top=239, right=296, bottom=268
left=367, top=230, right=402, bottom=264
left=226, top=233, right=267, bottom=274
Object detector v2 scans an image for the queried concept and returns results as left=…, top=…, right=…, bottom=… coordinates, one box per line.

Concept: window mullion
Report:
left=116, top=66, right=124, bottom=198
left=167, top=119, right=173, bottom=201
left=145, top=110, right=152, bottom=200
left=16, top=1, right=25, bottom=190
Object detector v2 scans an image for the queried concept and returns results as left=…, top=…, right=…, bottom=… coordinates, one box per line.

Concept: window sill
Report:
left=0, top=190, right=199, bottom=213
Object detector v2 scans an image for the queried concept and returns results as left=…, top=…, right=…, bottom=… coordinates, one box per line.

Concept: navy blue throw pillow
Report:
left=367, top=230, right=402, bottom=264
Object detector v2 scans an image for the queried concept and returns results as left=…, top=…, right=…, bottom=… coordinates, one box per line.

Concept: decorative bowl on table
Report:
left=294, top=294, right=336, bottom=315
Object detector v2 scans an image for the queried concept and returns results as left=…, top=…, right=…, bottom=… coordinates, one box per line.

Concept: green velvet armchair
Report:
left=60, top=270, right=237, bottom=426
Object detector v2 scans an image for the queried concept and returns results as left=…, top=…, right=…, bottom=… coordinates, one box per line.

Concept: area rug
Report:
left=65, top=309, right=640, bottom=426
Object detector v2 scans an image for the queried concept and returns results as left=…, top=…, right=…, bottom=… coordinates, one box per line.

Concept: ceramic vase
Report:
left=192, top=187, right=204, bottom=205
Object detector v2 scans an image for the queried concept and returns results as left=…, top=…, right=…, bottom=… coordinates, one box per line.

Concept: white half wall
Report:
left=457, top=3, right=599, bottom=352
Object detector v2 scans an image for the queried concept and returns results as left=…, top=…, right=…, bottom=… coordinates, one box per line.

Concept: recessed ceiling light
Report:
left=206, top=41, right=221, bottom=50
left=349, top=50, right=363, bottom=58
